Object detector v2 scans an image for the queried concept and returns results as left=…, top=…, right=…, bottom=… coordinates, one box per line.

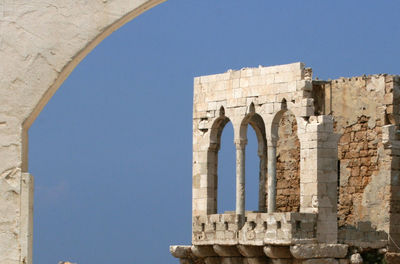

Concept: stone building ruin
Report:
left=170, top=62, right=400, bottom=264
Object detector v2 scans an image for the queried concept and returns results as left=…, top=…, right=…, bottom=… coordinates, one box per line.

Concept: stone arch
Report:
left=239, top=106, right=268, bottom=212
left=269, top=98, right=305, bottom=141
left=240, top=103, right=266, bottom=148
left=269, top=108, right=300, bottom=212
left=208, top=107, right=233, bottom=214
left=18, top=0, right=167, bottom=171
left=0, top=1, right=168, bottom=263
left=210, top=107, right=229, bottom=145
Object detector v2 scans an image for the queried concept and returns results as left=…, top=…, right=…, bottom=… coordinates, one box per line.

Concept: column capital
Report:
left=208, top=143, right=220, bottom=152
left=267, top=139, right=277, bottom=147
left=234, top=139, right=247, bottom=149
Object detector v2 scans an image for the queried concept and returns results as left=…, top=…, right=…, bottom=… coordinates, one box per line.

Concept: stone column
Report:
left=235, top=140, right=247, bottom=223
left=258, top=151, right=267, bottom=212
left=267, top=141, right=277, bottom=213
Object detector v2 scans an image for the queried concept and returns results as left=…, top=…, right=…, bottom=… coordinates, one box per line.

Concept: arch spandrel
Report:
left=3, top=0, right=166, bottom=127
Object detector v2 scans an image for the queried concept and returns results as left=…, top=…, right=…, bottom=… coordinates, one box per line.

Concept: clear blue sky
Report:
left=29, top=1, right=400, bottom=263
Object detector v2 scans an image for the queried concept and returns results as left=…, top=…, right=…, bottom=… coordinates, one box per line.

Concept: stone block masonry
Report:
left=276, top=111, right=300, bottom=213
left=192, top=212, right=317, bottom=246
left=172, top=62, right=400, bottom=264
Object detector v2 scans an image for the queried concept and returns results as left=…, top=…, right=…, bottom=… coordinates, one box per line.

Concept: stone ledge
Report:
left=290, top=244, right=348, bottom=259
left=171, top=244, right=350, bottom=263
left=293, top=258, right=338, bottom=264
left=192, top=212, right=317, bottom=246
left=264, top=245, right=292, bottom=259
left=170, top=245, right=192, bottom=259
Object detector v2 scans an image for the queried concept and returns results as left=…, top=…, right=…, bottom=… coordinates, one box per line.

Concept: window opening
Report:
left=275, top=110, right=300, bottom=212
left=217, top=121, right=236, bottom=214
left=245, top=124, right=260, bottom=212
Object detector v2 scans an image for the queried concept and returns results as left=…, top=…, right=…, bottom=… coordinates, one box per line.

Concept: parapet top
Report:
left=194, top=61, right=400, bottom=86
left=194, top=62, right=306, bottom=84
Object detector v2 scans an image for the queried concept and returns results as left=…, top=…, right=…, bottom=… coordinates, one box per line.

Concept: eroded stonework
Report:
left=171, top=62, right=400, bottom=264
left=276, top=112, right=300, bottom=213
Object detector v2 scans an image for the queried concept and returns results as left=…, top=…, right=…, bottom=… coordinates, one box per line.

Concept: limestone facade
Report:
left=171, top=62, right=400, bottom=263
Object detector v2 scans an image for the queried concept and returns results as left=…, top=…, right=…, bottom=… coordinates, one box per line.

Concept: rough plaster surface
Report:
left=0, top=1, right=166, bottom=263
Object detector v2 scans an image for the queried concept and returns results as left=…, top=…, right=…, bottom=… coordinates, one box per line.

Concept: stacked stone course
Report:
left=337, top=116, right=383, bottom=228
left=276, top=112, right=300, bottom=213
left=171, top=62, right=400, bottom=264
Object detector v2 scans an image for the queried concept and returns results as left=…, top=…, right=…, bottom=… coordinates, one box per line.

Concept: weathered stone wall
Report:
left=192, top=63, right=339, bottom=245
left=336, top=115, right=389, bottom=247
left=321, top=76, right=392, bottom=248
left=337, top=115, right=383, bottom=228
left=389, top=137, right=400, bottom=252
left=192, top=212, right=317, bottom=246
left=382, top=124, right=400, bottom=253
left=276, top=111, right=300, bottom=212
left=192, top=62, right=312, bottom=216
left=180, top=68, right=400, bottom=264
left=273, top=75, right=400, bottom=249
left=387, top=76, right=400, bottom=253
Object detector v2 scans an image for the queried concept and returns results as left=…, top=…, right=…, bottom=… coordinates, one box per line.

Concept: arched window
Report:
left=239, top=104, right=267, bottom=213
left=208, top=107, right=236, bottom=214
left=217, top=122, right=235, bottom=213
left=245, top=124, right=262, bottom=212
left=273, top=109, right=300, bottom=212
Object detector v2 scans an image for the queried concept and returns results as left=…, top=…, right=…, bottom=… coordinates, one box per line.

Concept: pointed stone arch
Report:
left=275, top=110, right=300, bottom=212
left=208, top=107, right=233, bottom=214
left=267, top=106, right=301, bottom=213
left=0, top=2, right=168, bottom=262
left=239, top=109, right=268, bottom=212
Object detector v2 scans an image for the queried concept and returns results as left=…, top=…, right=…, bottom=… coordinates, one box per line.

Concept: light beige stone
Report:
left=174, top=68, right=400, bottom=264
left=0, top=1, right=170, bottom=263
left=191, top=245, right=217, bottom=257
left=350, top=253, right=363, bottom=264
left=170, top=245, right=192, bottom=259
